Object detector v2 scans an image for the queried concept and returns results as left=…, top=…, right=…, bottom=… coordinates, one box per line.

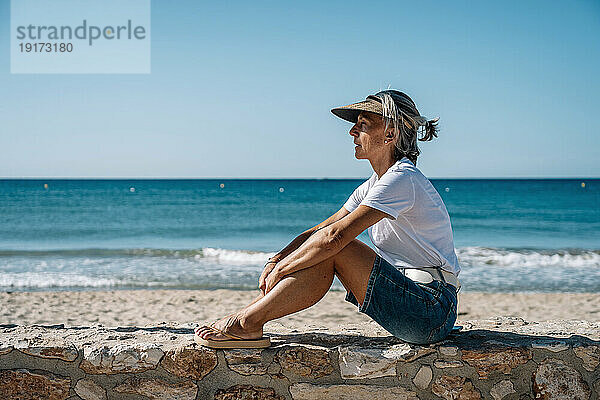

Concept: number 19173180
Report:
left=19, top=43, right=73, bottom=52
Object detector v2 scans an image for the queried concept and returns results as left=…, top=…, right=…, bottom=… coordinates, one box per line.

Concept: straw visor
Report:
left=331, top=97, right=384, bottom=124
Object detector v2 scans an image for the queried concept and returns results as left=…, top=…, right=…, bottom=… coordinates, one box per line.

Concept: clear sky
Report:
left=1, top=0, right=599, bottom=178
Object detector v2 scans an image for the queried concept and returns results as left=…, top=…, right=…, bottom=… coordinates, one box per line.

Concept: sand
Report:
left=1, top=289, right=599, bottom=329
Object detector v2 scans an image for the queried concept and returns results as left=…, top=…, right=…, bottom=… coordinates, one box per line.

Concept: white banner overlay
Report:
left=11, top=0, right=151, bottom=74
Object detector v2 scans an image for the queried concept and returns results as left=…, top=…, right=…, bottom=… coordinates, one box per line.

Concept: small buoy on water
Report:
left=219, top=183, right=225, bottom=189
left=581, top=182, right=586, bottom=188
left=445, top=187, right=450, bottom=192
left=43, top=183, right=48, bottom=189
left=279, top=187, right=284, bottom=193
left=129, top=187, right=135, bottom=192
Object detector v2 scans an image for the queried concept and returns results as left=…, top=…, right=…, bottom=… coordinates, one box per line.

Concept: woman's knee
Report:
left=332, top=240, right=376, bottom=278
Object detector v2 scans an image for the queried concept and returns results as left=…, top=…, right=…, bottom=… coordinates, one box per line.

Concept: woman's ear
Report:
left=385, top=126, right=396, bottom=142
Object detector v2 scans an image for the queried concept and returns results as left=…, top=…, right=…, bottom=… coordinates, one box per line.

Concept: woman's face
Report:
left=349, top=111, right=388, bottom=160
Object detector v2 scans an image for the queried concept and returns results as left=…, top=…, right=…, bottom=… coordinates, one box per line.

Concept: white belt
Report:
left=402, top=267, right=460, bottom=292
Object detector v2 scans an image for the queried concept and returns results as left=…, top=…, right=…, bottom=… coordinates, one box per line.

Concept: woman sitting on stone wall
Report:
left=195, top=90, right=461, bottom=348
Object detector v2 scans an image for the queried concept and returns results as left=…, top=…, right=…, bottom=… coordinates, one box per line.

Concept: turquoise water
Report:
left=1, top=179, right=599, bottom=292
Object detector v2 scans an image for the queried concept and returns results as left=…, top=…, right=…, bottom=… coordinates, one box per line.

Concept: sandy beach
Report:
left=1, top=289, right=598, bottom=328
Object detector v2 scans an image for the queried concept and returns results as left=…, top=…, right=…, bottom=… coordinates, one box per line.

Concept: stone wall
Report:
left=1, top=317, right=599, bottom=400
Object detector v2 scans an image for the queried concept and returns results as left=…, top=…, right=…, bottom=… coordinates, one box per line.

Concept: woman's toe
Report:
left=201, top=328, right=214, bottom=337
left=200, top=331, right=212, bottom=339
left=194, top=325, right=212, bottom=336
left=201, top=329, right=220, bottom=340
left=198, top=327, right=211, bottom=338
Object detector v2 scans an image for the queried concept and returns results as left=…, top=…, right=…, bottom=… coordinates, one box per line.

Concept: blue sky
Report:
left=1, top=0, right=599, bottom=178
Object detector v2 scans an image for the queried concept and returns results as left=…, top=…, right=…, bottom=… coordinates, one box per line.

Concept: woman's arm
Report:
left=259, top=207, right=349, bottom=293
left=268, top=206, right=350, bottom=263
left=264, top=205, right=389, bottom=293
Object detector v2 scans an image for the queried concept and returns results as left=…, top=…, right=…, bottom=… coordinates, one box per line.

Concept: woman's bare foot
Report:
left=194, top=313, right=263, bottom=341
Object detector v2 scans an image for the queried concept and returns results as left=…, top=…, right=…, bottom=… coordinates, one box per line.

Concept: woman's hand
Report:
left=259, top=260, right=278, bottom=294
left=264, top=265, right=284, bottom=294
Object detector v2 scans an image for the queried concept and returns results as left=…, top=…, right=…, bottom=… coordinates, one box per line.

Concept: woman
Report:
left=195, top=90, right=460, bottom=347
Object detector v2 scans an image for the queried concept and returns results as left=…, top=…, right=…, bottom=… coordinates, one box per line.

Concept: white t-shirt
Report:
left=343, top=157, right=461, bottom=276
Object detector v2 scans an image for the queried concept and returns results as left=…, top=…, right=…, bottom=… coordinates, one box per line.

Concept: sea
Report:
left=1, top=179, right=599, bottom=293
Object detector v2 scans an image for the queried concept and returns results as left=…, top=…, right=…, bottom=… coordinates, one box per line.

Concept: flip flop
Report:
left=194, top=323, right=271, bottom=349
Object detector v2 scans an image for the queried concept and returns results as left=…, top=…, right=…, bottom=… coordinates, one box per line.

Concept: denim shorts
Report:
left=345, top=255, right=458, bottom=345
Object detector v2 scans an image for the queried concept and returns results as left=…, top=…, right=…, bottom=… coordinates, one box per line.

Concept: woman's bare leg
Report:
left=195, top=239, right=376, bottom=340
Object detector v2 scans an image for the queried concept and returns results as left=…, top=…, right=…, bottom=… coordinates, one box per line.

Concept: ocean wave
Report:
left=457, top=247, right=600, bottom=268
left=1, top=246, right=599, bottom=292
left=0, top=274, right=263, bottom=290
left=0, top=247, right=275, bottom=264
left=1, top=246, right=598, bottom=269
left=0, top=272, right=120, bottom=289
left=198, top=248, right=275, bottom=264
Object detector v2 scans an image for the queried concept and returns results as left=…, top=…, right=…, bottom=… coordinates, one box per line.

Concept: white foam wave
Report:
left=198, top=248, right=275, bottom=265
left=0, top=272, right=120, bottom=289
left=2, top=246, right=599, bottom=291
left=457, top=247, right=600, bottom=268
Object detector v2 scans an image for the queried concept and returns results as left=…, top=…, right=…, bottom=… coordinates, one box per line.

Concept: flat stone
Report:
left=214, top=384, right=284, bottom=400
left=401, top=345, right=436, bottom=362
left=80, top=343, right=164, bottom=374
left=573, top=345, right=600, bottom=372
left=160, top=346, right=217, bottom=379
left=339, top=344, right=412, bottom=379
left=290, top=383, right=419, bottom=400
left=276, top=344, right=334, bottom=378
left=224, top=348, right=268, bottom=375
left=0, top=369, right=71, bottom=400
left=0, top=346, right=12, bottom=355
left=490, top=380, right=515, bottom=400
left=533, top=358, right=591, bottom=400
left=20, top=345, right=78, bottom=362
left=462, top=346, right=532, bottom=379
left=75, top=378, right=107, bottom=400
left=412, top=365, right=432, bottom=389
left=267, top=362, right=282, bottom=375
left=432, top=375, right=482, bottom=400
left=438, top=345, right=459, bottom=357
left=114, top=377, right=197, bottom=400
left=531, top=340, right=569, bottom=353
left=7, top=334, right=81, bottom=361
left=433, top=360, right=463, bottom=368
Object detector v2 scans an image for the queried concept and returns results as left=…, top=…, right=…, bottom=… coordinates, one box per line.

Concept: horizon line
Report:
left=1, top=176, right=598, bottom=180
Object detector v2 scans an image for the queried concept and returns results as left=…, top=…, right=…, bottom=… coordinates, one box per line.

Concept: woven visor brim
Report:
left=331, top=99, right=383, bottom=123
